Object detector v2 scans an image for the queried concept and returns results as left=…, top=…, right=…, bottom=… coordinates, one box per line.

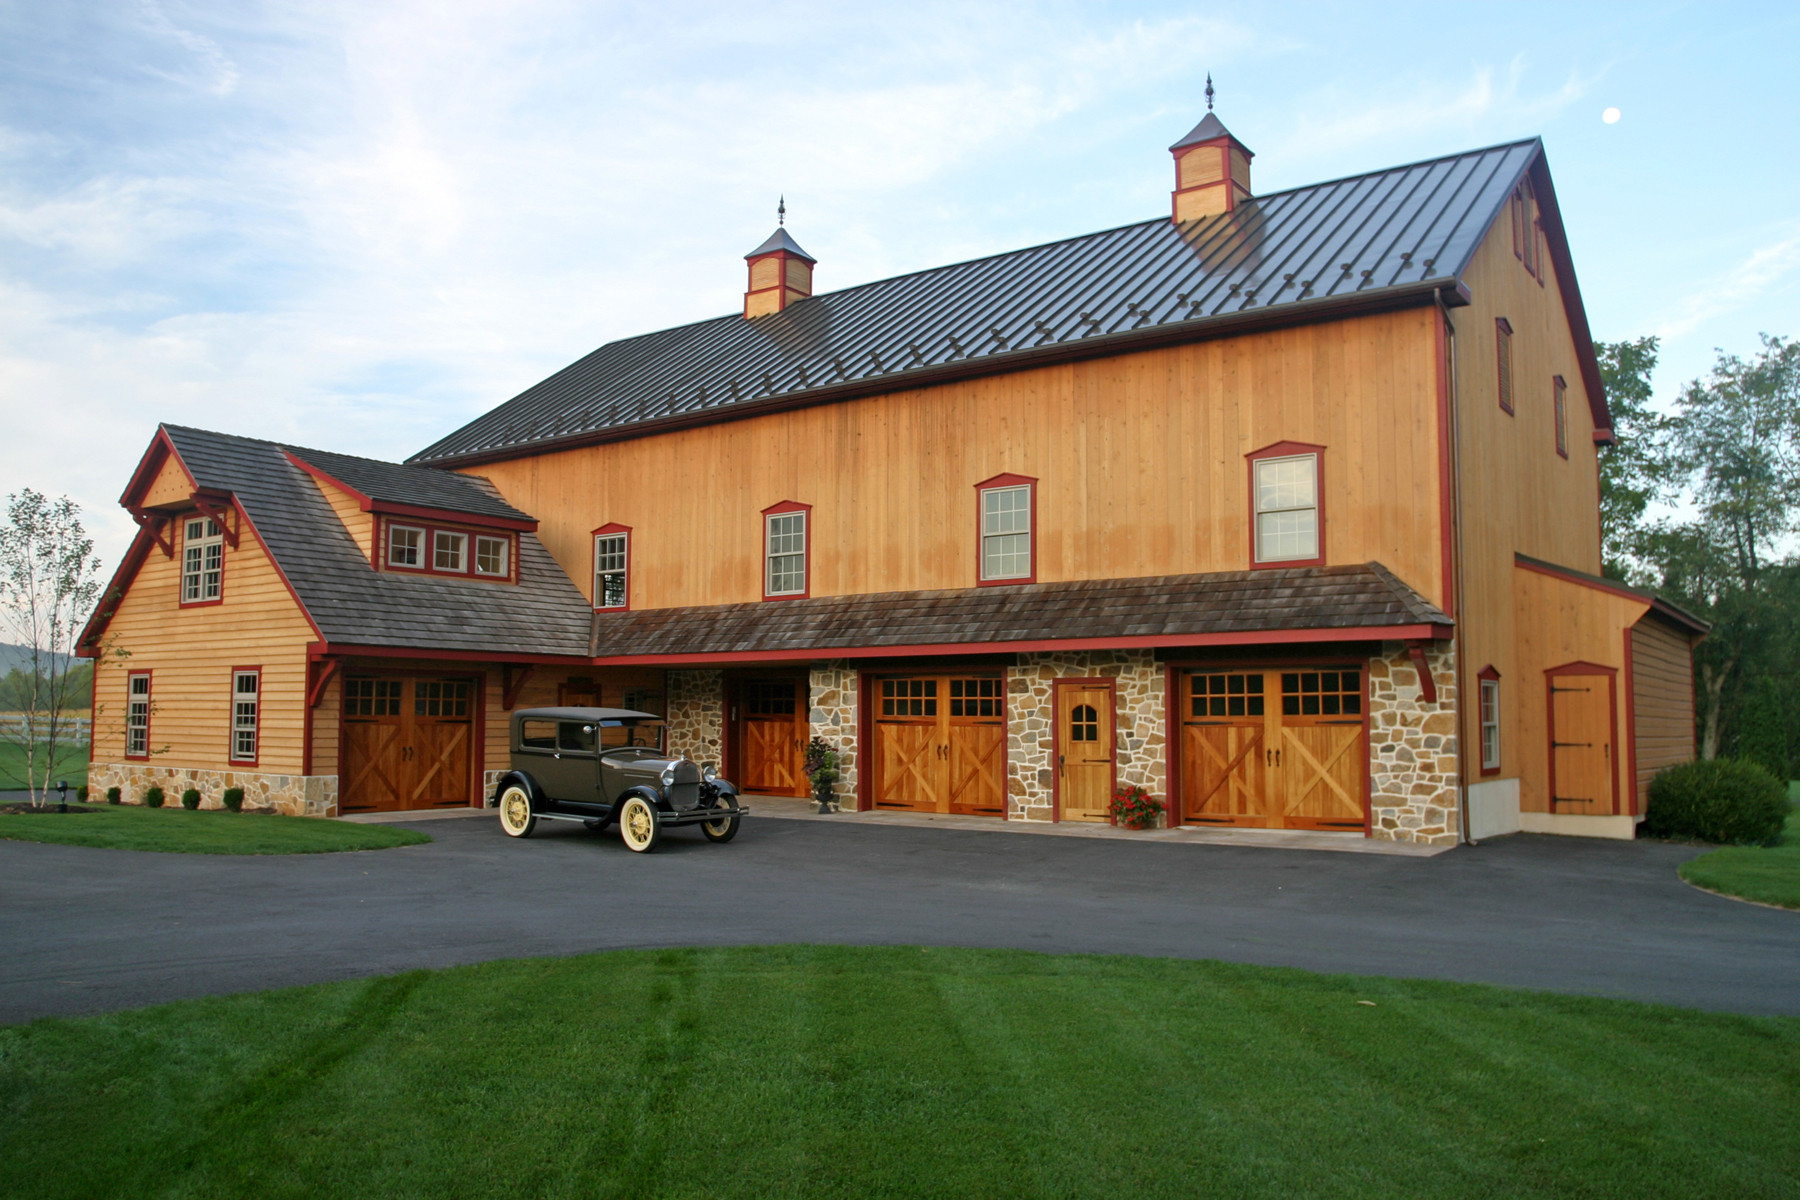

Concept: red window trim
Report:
left=471, top=532, right=513, bottom=579
left=229, top=665, right=262, bottom=766
left=379, top=516, right=517, bottom=583
left=1245, top=441, right=1326, bottom=569
left=177, top=512, right=226, bottom=609
left=975, top=472, right=1038, bottom=586
left=761, top=500, right=811, bottom=601
left=1476, top=664, right=1502, bottom=776
left=591, top=522, right=632, bottom=611
left=1495, top=318, right=1514, bottom=415
left=125, top=669, right=153, bottom=761
left=1553, top=375, right=1569, bottom=459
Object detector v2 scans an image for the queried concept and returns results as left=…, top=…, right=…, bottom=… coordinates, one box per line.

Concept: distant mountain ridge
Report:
left=0, top=643, right=76, bottom=675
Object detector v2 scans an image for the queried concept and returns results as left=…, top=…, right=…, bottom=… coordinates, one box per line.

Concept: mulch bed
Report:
left=0, top=802, right=101, bottom=815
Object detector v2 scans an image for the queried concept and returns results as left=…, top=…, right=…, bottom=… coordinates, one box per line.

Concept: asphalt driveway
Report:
left=2, top=814, right=1796, bottom=1024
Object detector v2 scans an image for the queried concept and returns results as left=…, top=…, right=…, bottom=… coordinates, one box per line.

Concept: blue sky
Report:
left=3, top=1, right=1798, bottom=567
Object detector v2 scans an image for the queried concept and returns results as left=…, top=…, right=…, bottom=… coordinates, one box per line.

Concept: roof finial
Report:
left=778, top=195, right=786, bottom=226
left=1205, top=73, right=1214, bottom=112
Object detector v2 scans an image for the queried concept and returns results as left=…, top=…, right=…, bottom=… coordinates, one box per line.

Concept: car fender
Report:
left=492, top=770, right=546, bottom=810
left=710, top=780, right=740, bottom=801
left=614, top=784, right=666, bottom=814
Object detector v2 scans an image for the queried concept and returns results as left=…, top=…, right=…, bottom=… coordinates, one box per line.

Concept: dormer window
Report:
left=475, top=535, right=510, bottom=577
left=181, top=516, right=223, bottom=604
left=388, top=525, right=423, bottom=568
left=433, top=530, right=467, bottom=572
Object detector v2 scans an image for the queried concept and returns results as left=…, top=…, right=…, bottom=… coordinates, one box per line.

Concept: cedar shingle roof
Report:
left=589, top=564, right=1451, bottom=661
left=159, top=425, right=591, bottom=657
left=286, top=444, right=534, bottom=524
left=412, top=138, right=1555, bottom=467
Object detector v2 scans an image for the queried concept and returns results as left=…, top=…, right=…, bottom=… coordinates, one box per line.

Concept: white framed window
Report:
left=387, top=524, right=424, bottom=568
left=475, top=535, right=510, bottom=577
left=765, top=511, right=807, bottom=596
left=594, top=532, right=628, bottom=608
left=181, top=516, right=223, bottom=603
left=433, top=530, right=467, bottom=572
left=1479, top=676, right=1501, bottom=772
left=980, top=485, right=1033, bottom=581
left=126, top=673, right=151, bottom=758
left=1252, top=454, right=1320, bottom=563
left=231, top=669, right=260, bottom=763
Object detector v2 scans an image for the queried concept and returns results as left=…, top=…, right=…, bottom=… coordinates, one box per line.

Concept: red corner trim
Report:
left=1246, top=441, right=1327, bottom=570
left=1405, top=641, right=1438, bottom=703
left=1622, top=626, right=1640, bottom=816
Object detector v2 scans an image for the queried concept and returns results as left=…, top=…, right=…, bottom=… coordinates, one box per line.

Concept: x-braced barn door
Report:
left=736, top=679, right=807, bottom=797
left=341, top=677, right=474, bottom=812
left=873, top=675, right=1006, bottom=816
left=1180, top=668, right=1367, bottom=831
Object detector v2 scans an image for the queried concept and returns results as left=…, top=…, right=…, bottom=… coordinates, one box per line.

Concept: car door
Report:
left=545, top=721, right=603, bottom=806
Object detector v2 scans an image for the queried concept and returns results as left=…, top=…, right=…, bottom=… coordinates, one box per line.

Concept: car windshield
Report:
left=600, top=721, right=665, bottom=752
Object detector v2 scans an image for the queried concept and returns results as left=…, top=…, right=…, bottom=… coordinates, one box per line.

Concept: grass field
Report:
left=1680, top=789, right=1800, bottom=910
left=1, top=946, right=1795, bottom=1199
left=0, top=740, right=87, bottom=790
left=0, top=803, right=430, bottom=854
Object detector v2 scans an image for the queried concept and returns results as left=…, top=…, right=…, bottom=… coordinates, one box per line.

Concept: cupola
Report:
left=1169, top=75, right=1253, bottom=223
left=743, top=198, right=816, bottom=318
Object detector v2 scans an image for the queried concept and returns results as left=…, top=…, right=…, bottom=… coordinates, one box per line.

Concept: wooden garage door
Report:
left=736, top=679, right=807, bottom=797
left=873, top=675, right=1006, bottom=816
left=1180, top=668, right=1367, bottom=832
left=341, top=677, right=474, bottom=812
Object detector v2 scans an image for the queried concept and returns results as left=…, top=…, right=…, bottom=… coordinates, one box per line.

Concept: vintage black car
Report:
left=492, top=707, right=745, bottom=852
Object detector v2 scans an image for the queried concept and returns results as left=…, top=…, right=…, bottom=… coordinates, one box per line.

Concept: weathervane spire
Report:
left=1205, top=72, right=1214, bottom=111
left=778, top=195, right=786, bottom=226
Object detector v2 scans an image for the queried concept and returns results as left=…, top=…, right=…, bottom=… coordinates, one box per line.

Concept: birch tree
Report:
left=0, top=491, right=102, bottom=805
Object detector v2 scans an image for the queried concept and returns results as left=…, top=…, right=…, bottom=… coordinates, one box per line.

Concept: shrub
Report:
left=106, top=786, right=121, bottom=805
left=144, top=786, right=164, bottom=809
left=77, top=785, right=88, bottom=802
left=181, top=788, right=202, bottom=810
left=222, top=786, right=245, bottom=812
left=1109, top=785, right=1165, bottom=830
left=1644, top=759, right=1789, bottom=846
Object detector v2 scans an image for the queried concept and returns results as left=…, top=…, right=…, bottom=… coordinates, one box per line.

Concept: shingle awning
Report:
left=591, top=564, right=1451, bottom=665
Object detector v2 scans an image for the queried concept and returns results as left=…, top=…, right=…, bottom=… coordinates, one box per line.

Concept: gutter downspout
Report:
left=1436, top=287, right=1474, bottom=847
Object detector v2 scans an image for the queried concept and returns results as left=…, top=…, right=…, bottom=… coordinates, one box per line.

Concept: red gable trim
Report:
left=119, top=426, right=196, bottom=509
left=1523, top=153, right=1612, bottom=437
left=588, top=623, right=1451, bottom=667
left=1513, top=553, right=1710, bottom=634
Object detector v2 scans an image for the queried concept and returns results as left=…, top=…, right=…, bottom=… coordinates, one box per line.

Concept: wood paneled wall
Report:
left=140, top=453, right=195, bottom=508
left=466, top=308, right=1446, bottom=613
left=1451, top=212, right=1615, bottom=807
left=90, top=516, right=316, bottom=773
left=1631, top=616, right=1698, bottom=807
left=312, top=477, right=374, bottom=561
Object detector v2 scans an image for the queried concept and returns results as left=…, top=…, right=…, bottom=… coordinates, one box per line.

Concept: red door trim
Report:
left=1544, top=662, right=1621, bottom=817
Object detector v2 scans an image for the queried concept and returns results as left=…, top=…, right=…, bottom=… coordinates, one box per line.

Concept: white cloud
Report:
left=1656, top=227, right=1800, bottom=340
left=136, top=0, right=240, bottom=96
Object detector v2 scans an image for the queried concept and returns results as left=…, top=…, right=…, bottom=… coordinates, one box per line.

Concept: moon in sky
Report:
left=1602, top=107, right=1622, bottom=124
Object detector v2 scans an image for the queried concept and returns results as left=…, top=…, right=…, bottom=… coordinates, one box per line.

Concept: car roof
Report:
left=513, top=707, right=664, bottom=723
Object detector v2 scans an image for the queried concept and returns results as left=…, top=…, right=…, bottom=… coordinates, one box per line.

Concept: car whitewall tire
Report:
left=498, top=785, right=536, bottom=838
left=700, top=800, right=741, bottom=843
left=618, top=796, right=662, bottom=853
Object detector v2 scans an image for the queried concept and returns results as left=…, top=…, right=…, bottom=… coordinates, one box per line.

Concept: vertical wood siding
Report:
left=465, top=308, right=1445, bottom=613
left=1631, top=616, right=1698, bottom=805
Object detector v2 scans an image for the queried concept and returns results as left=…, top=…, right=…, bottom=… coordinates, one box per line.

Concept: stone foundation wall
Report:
left=1005, top=650, right=1166, bottom=823
left=666, top=669, right=724, bottom=768
left=88, top=762, right=338, bottom=817
left=808, top=661, right=857, bottom=807
left=1367, top=641, right=1460, bottom=845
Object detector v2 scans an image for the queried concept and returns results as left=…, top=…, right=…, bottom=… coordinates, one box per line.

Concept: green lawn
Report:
left=1, top=947, right=1795, bottom=1199
left=0, top=740, right=87, bottom=790
left=0, top=803, right=429, bottom=854
left=1680, top=791, right=1800, bottom=910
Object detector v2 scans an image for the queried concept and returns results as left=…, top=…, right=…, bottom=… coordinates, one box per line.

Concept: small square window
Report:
left=433, top=531, right=467, bottom=572
left=475, top=536, right=509, bottom=577
left=388, top=525, right=424, bottom=568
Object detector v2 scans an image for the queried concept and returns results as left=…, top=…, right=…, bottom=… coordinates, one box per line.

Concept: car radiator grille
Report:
left=668, top=782, right=701, bottom=809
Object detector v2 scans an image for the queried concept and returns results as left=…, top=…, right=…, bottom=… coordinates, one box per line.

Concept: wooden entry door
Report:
left=1180, top=668, right=1367, bottom=832
left=1549, top=670, right=1617, bottom=814
left=873, top=675, right=1006, bottom=816
left=736, top=679, right=806, bottom=797
left=341, top=677, right=475, bottom=812
left=1056, top=682, right=1115, bottom=822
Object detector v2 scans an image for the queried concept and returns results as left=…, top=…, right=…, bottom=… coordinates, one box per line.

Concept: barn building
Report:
left=81, top=106, right=1706, bottom=843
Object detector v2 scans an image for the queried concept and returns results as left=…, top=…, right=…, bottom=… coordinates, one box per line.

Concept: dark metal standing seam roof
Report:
left=410, top=139, right=1543, bottom=466
left=158, top=426, right=592, bottom=657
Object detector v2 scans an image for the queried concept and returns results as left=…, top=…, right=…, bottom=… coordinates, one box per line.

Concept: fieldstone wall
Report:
left=88, top=762, right=338, bottom=817
left=666, top=669, right=724, bottom=768
left=808, top=661, right=857, bottom=809
left=1005, top=650, right=1166, bottom=823
left=1367, top=641, right=1460, bottom=845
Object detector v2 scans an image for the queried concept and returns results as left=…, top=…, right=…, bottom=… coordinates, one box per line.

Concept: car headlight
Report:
left=660, top=767, right=676, bottom=788
left=702, top=764, right=718, bottom=784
